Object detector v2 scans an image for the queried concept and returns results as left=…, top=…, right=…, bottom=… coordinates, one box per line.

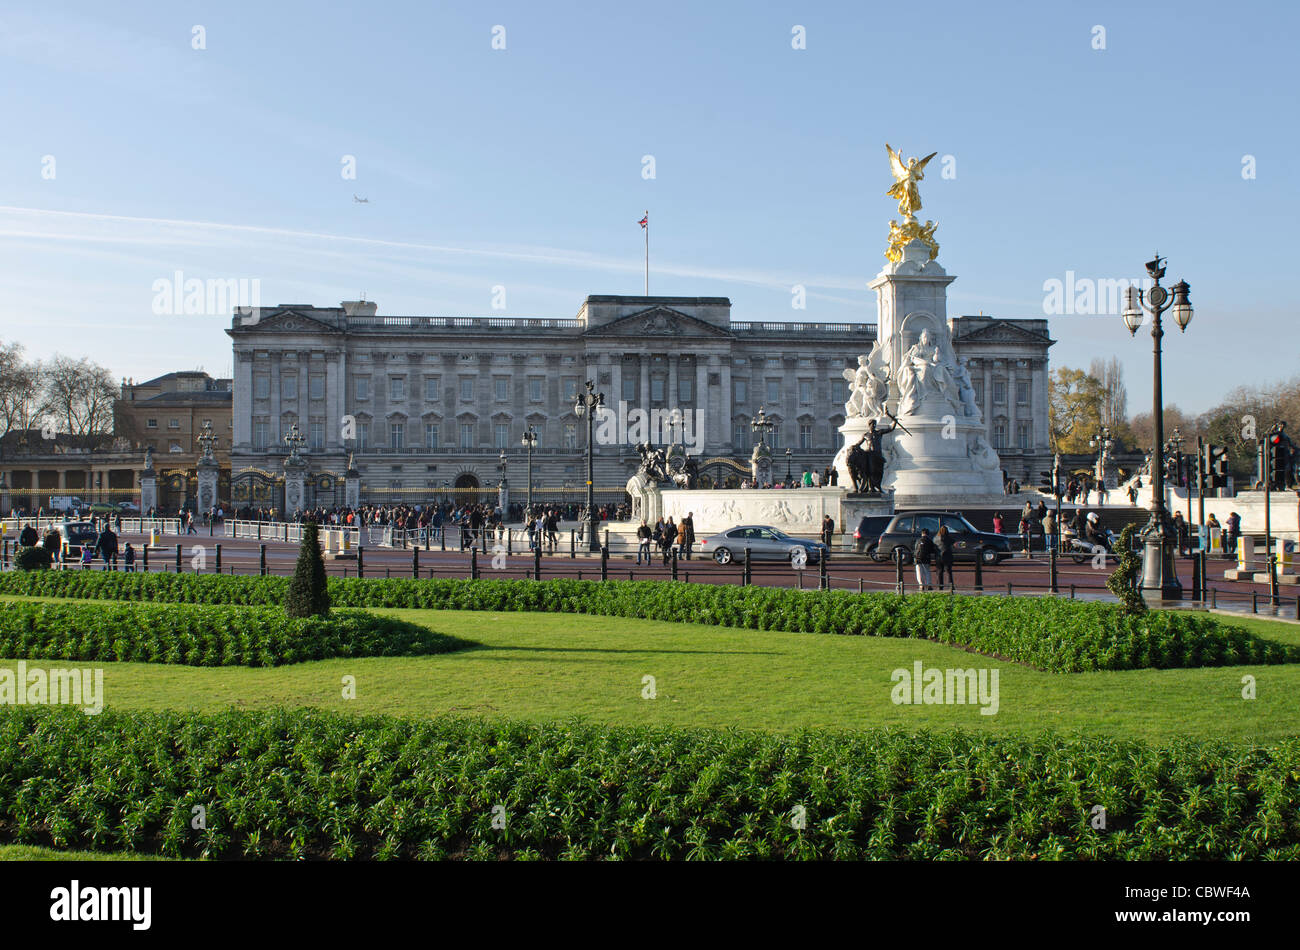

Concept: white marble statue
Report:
left=897, top=329, right=958, bottom=415
left=952, top=357, right=981, bottom=419
left=842, top=340, right=890, bottom=419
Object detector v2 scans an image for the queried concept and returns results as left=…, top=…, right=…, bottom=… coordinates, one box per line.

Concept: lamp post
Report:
left=1089, top=425, right=1112, bottom=499
left=1123, top=254, right=1193, bottom=602
left=573, top=380, right=605, bottom=552
left=751, top=406, right=774, bottom=450
left=520, top=425, right=538, bottom=522
left=785, top=447, right=793, bottom=484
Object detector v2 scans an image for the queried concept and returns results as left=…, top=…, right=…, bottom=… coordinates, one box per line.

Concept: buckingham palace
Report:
left=227, top=295, right=1054, bottom=508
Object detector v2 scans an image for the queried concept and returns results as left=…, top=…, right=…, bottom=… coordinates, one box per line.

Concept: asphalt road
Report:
left=35, top=529, right=1296, bottom=620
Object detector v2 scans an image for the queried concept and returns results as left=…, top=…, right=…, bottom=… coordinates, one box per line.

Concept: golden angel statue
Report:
left=886, top=144, right=937, bottom=219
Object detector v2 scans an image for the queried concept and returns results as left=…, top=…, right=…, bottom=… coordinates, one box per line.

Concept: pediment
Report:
left=234, top=309, right=343, bottom=335
left=585, top=306, right=733, bottom=339
left=956, top=320, right=1053, bottom=345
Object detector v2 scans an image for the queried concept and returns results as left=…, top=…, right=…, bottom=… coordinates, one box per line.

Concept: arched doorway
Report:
left=454, top=472, right=480, bottom=506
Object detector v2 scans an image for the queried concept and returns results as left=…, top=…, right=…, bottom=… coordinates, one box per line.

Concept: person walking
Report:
left=820, top=515, right=835, bottom=549
left=1224, top=512, right=1240, bottom=560
left=681, top=512, right=695, bottom=560
left=913, top=528, right=935, bottom=591
left=1206, top=513, right=1222, bottom=557
left=636, top=520, right=652, bottom=565
left=1043, top=508, right=1057, bottom=556
left=660, top=517, right=675, bottom=566
left=123, top=542, right=136, bottom=573
left=992, top=512, right=1004, bottom=535
left=675, top=520, right=687, bottom=560
left=1018, top=510, right=1033, bottom=559
left=934, top=524, right=955, bottom=589
left=95, top=521, right=118, bottom=570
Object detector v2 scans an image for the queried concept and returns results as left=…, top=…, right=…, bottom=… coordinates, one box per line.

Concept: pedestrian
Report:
left=913, top=528, right=935, bottom=591
left=675, top=520, right=687, bottom=559
left=1018, top=511, right=1033, bottom=559
left=636, top=520, right=652, bottom=565
left=801, top=469, right=813, bottom=488
left=1207, top=513, right=1222, bottom=557
left=992, top=512, right=1004, bottom=535
left=1224, top=512, right=1240, bottom=560
left=934, top=525, right=955, bottom=589
left=123, top=542, right=136, bottom=572
left=660, top=517, right=675, bottom=566
left=681, top=512, right=695, bottom=560
left=1043, top=508, right=1057, bottom=555
left=820, top=515, right=835, bottom=549
left=1172, top=511, right=1187, bottom=556
left=95, top=521, right=118, bottom=570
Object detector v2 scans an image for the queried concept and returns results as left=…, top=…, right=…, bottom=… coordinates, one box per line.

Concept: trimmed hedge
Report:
left=0, top=601, right=469, bottom=667
left=0, top=571, right=1291, bottom=673
left=1, top=707, right=1298, bottom=860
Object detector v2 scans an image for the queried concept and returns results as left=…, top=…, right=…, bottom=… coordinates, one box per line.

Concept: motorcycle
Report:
left=1062, top=527, right=1115, bottom=564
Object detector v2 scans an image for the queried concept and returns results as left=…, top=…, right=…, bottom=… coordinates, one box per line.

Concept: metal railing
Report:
left=1, top=516, right=182, bottom=536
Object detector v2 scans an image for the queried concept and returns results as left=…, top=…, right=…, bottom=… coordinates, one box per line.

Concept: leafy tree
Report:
left=42, top=355, right=117, bottom=440
left=285, top=521, right=330, bottom=618
left=1049, top=367, right=1105, bottom=453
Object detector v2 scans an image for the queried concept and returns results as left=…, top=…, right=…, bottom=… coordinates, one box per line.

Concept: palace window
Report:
left=146, top=418, right=158, bottom=429
left=650, top=377, right=664, bottom=402
left=389, top=377, right=406, bottom=402
left=992, top=380, right=1007, bottom=405
left=460, top=423, right=474, bottom=449
left=765, top=381, right=780, bottom=405
left=733, top=421, right=748, bottom=449
left=254, top=375, right=269, bottom=400
left=800, top=423, right=813, bottom=449
left=460, top=379, right=474, bottom=402
left=390, top=422, right=405, bottom=450
left=425, top=423, right=439, bottom=449
left=1016, top=380, right=1030, bottom=406
left=799, top=380, right=813, bottom=404
left=357, top=422, right=370, bottom=450
left=168, top=418, right=179, bottom=429
left=831, top=379, right=846, bottom=404
left=1017, top=420, right=1031, bottom=450
left=355, top=376, right=369, bottom=401
left=494, top=423, right=509, bottom=448
left=679, top=377, right=693, bottom=402
left=973, top=380, right=984, bottom=407
left=563, top=423, right=578, bottom=449
left=309, top=421, right=324, bottom=450
left=733, top=379, right=747, bottom=404
left=992, top=419, right=1008, bottom=449
left=253, top=421, right=268, bottom=450
left=494, top=378, right=508, bottom=402
left=282, top=375, right=297, bottom=401
left=621, top=376, right=635, bottom=402
left=563, top=378, right=579, bottom=402
left=531, top=377, right=545, bottom=402
left=309, top=375, right=324, bottom=401
left=425, top=376, right=440, bottom=401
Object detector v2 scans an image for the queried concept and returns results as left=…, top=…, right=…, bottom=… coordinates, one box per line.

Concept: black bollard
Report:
left=671, top=548, right=678, bottom=581
left=507, top=531, right=513, bottom=556
left=215, top=544, right=222, bottom=573
left=412, top=548, right=419, bottom=579
left=819, top=553, right=828, bottom=591
left=534, top=546, right=541, bottom=581
left=600, top=545, right=608, bottom=581
left=471, top=547, right=479, bottom=580
left=440, top=528, right=445, bottom=552
left=1048, top=546, right=1058, bottom=594
left=259, top=544, right=266, bottom=576
left=894, top=550, right=904, bottom=594
left=744, top=547, right=752, bottom=586
left=357, top=546, right=365, bottom=579
left=142, top=544, right=149, bottom=572
left=570, top=530, right=575, bottom=559
left=175, top=544, right=182, bottom=573
left=973, top=554, right=983, bottom=592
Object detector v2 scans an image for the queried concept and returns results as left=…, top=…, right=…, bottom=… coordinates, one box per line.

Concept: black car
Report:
left=874, top=511, right=1011, bottom=565
left=853, top=515, right=894, bottom=556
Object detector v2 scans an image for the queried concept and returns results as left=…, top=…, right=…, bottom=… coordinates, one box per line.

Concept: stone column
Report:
left=270, top=353, right=282, bottom=447
left=719, top=358, right=732, bottom=450
left=283, top=454, right=306, bottom=514
left=140, top=467, right=158, bottom=515
left=983, top=360, right=992, bottom=422
left=1006, top=361, right=1018, bottom=450
left=610, top=359, right=623, bottom=412
left=639, top=355, right=650, bottom=410
left=325, top=352, right=340, bottom=450
left=668, top=356, right=679, bottom=410
left=695, top=359, right=708, bottom=449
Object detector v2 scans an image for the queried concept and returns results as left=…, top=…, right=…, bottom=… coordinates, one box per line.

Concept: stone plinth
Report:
left=659, top=487, right=892, bottom=536
left=197, top=459, right=219, bottom=514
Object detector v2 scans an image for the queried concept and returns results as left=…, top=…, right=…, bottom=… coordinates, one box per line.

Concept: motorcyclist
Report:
left=1084, top=512, right=1110, bottom=551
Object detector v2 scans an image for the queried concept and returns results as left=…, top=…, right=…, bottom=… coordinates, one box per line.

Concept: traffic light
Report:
left=1038, top=470, right=1058, bottom=496
left=1270, top=433, right=1289, bottom=488
left=1205, top=444, right=1229, bottom=488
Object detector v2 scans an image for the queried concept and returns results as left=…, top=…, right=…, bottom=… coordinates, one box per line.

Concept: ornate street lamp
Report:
left=520, top=425, right=538, bottom=522
left=1123, top=254, right=1193, bottom=601
left=1089, top=425, right=1113, bottom=494
left=573, top=380, right=605, bottom=552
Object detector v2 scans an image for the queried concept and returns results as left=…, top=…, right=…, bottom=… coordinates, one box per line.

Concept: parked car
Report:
left=874, top=511, right=1011, bottom=566
left=698, top=525, right=830, bottom=565
left=39, top=521, right=100, bottom=558
left=117, top=501, right=140, bottom=513
left=853, top=515, right=895, bottom=556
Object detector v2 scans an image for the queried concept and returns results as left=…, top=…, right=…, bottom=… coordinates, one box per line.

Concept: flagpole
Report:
left=644, top=210, right=649, bottom=295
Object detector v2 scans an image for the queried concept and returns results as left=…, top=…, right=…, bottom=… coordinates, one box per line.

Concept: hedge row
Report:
left=0, top=601, right=468, bottom=667
left=2, top=707, right=1298, bottom=860
left=1, top=570, right=1291, bottom=673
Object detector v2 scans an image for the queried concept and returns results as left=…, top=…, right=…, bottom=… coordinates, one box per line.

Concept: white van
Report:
left=48, top=496, right=84, bottom=513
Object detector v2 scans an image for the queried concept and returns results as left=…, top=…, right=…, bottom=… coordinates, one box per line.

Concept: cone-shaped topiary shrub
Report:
left=285, top=521, right=330, bottom=618
left=1107, top=523, right=1147, bottom=616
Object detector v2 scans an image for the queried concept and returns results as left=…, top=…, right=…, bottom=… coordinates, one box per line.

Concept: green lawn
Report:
left=5, top=606, right=1299, bottom=743
left=0, top=844, right=177, bottom=861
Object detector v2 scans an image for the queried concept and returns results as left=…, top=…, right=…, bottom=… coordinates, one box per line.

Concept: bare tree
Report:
left=1088, top=356, right=1128, bottom=436
left=42, top=355, right=118, bottom=441
left=0, top=340, right=45, bottom=440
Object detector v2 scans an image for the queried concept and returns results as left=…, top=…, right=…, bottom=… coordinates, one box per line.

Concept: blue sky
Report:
left=1, top=0, right=1295, bottom=414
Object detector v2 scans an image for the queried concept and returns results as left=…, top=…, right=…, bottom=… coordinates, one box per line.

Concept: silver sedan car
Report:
left=698, top=525, right=829, bottom=565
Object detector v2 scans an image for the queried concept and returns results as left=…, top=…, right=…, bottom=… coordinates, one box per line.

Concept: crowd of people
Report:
left=738, top=466, right=838, bottom=490
left=634, top=514, right=697, bottom=565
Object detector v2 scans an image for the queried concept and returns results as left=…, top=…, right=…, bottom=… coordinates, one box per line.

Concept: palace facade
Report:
left=226, top=296, right=1053, bottom=508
